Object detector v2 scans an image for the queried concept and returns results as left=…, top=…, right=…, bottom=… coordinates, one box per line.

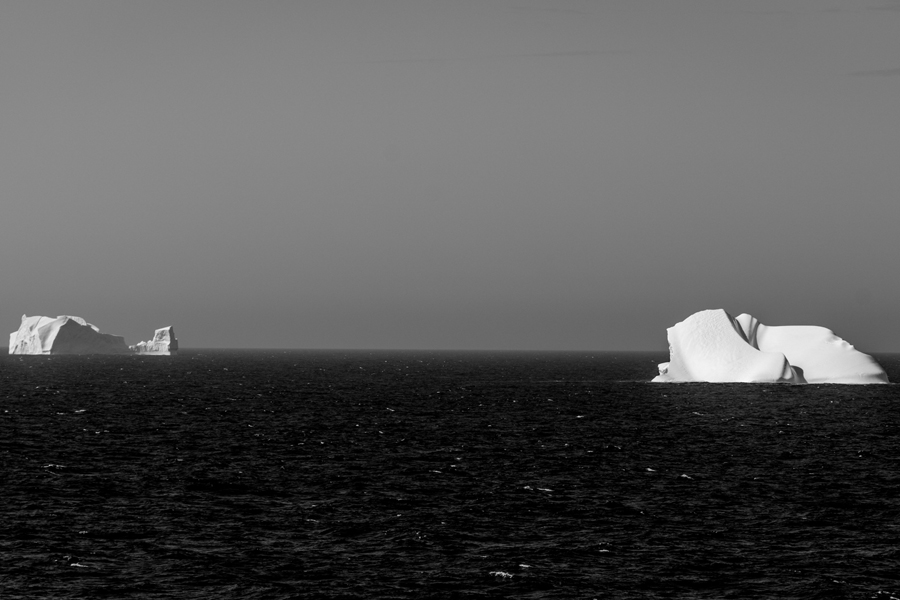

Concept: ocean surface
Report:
left=2, top=350, right=899, bottom=599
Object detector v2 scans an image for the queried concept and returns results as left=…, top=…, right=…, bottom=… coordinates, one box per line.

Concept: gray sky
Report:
left=2, top=0, right=899, bottom=351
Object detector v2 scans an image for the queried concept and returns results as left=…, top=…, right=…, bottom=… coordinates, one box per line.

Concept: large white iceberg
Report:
left=9, top=315, right=131, bottom=355
left=130, top=326, right=178, bottom=355
left=9, top=315, right=178, bottom=356
left=653, top=309, right=888, bottom=384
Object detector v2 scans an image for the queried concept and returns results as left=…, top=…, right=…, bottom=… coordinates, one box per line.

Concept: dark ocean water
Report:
left=2, top=350, right=899, bottom=599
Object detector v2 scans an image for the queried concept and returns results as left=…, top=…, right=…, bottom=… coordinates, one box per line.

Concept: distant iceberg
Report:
left=130, top=326, right=178, bottom=356
left=652, top=309, right=888, bottom=384
left=9, top=315, right=177, bottom=356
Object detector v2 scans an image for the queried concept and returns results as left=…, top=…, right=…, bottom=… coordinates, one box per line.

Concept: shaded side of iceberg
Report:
left=653, top=309, right=888, bottom=384
left=130, top=326, right=178, bottom=356
left=9, top=315, right=130, bottom=355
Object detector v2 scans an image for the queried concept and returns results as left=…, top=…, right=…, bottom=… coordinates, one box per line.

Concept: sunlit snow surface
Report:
left=653, top=309, right=888, bottom=384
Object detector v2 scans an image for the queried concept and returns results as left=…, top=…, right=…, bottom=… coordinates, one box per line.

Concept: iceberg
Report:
left=130, top=326, right=178, bottom=356
left=9, top=315, right=131, bottom=355
left=653, top=309, right=888, bottom=384
left=9, top=315, right=178, bottom=356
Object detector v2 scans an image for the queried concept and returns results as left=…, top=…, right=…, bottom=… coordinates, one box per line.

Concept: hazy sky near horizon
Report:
left=2, top=0, right=899, bottom=351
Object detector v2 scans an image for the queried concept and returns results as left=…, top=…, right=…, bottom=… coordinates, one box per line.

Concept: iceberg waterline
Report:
left=653, top=309, right=888, bottom=384
left=9, top=315, right=177, bottom=356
